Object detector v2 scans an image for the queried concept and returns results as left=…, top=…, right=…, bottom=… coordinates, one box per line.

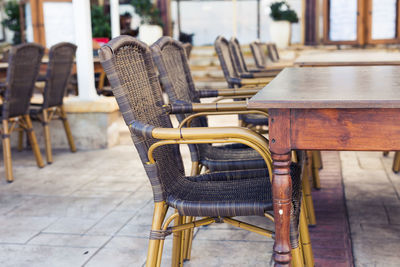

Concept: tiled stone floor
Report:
left=1, top=135, right=400, bottom=265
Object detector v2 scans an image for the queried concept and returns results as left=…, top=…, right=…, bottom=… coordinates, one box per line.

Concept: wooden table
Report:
left=248, top=66, right=400, bottom=266
left=294, top=50, right=400, bottom=67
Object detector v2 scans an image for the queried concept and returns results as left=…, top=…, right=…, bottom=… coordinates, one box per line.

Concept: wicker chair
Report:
left=151, top=36, right=268, bottom=172
left=215, top=36, right=271, bottom=130
left=29, top=42, right=77, bottom=164
left=0, top=43, right=45, bottom=182
left=99, top=35, right=311, bottom=267
left=182, top=43, right=192, bottom=59
left=229, top=37, right=281, bottom=78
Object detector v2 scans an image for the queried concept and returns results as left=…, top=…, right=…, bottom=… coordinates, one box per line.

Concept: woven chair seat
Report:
left=167, top=164, right=301, bottom=217
left=242, top=113, right=269, bottom=126
left=198, top=143, right=266, bottom=171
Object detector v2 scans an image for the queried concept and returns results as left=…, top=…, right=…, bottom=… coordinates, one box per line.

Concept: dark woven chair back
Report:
left=43, top=42, right=77, bottom=108
left=99, top=36, right=185, bottom=202
left=250, top=41, right=267, bottom=69
left=182, top=43, right=192, bottom=59
left=151, top=37, right=206, bottom=162
left=3, top=43, right=44, bottom=119
left=267, top=43, right=279, bottom=62
left=151, top=37, right=198, bottom=104
left=214, top=36, right=239, bottom=88
left=229, top=37, right=248, bottom=75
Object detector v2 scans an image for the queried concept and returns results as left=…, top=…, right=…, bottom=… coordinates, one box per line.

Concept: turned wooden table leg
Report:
left=268, top=109, right=292, bottom=266
left=272, top=152, right=292, bottom=266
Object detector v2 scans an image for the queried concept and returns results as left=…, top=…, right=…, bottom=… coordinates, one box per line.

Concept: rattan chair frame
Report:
left=29, top=42, right=77, bottom=163
left=1, top=43, right=45, bottom=182
left=99, top=35, right=309, bottom=267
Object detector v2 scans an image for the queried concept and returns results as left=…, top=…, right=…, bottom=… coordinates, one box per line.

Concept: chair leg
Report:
left=17, top=129, right=24, bottom=151
left=182, top=162, right=199, bottom=261
left=42, top=109, right=53, bottom=164
left=24, top=115, right=44, bottom=168
left=300, top=199, right=314, bottom=267
left=146, top=202, right=168, bottom=267
left=59, top=106, right=76, bottom=152
left=311, top=152, right=321, bottom=190
left=171, top=212, right=184, bottom=267
left=2, top=120, right=14, bottom=182
left=393, top=151, right=400, bottom=173
left=313, top=151, right=323, bottom=170
left=291, top=245, right=304, bottom=267
left=302, top=155, right=316, bottom=226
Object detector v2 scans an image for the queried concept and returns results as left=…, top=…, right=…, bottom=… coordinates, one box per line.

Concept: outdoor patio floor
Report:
left=1, top=123, right=400, bottom=266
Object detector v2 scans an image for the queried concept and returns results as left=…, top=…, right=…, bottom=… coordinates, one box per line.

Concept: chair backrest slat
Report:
left=3, top=43, right=44, bottom=119
left=214, top=36, right=239, bottom=88
left=229, top=37, right=248, bottom=75
left=250, top=41, right=267, bottom=69
left=99, top=36, right=185, bottom=202
left=43, top=42, right=77, bottom=108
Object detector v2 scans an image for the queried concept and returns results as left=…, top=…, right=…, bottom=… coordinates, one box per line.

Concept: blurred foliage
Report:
left=2, top=0, right=21, bottom=44
left=270, top=1, right=299, bottom=23
left=130, top=0, right=163, bottom=26
left=91, top=5, right=111, bottom=38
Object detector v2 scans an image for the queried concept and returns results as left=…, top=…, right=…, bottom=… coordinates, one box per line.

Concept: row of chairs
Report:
left=99, top=35, right=314, bottom=266
left=0, top=42, right=77, bottom=182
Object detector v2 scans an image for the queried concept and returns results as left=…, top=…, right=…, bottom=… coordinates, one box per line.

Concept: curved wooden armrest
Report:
left=197, top=88, right=259, bottom=98
left=240, top=77, right=273, bottom=86
left=212, top=95, right=254, bottom=103
left=178, top=110, right=269, bottom=129
left=135, top=123, right=272, bottom=179
left=167, top=101, right=252, bottom=114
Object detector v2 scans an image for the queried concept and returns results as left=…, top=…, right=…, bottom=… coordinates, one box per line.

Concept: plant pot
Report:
left=138, top=24, right=163, bottom=45
left=269, top=20, right=291, bottom=49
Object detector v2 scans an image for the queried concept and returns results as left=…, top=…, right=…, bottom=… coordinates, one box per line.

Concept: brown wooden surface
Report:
left=249, top=65, right=400, bottom=265
left=248, top=66, right=400, bottom=109
left=291, top=108, right=400, bottom=151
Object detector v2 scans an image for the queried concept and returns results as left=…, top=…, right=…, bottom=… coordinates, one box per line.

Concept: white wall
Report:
left=171, top=0, right=303, bottom=46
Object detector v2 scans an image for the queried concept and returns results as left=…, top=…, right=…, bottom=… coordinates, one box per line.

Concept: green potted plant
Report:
left=91, top=4, right=111, bottom=47
left=131, top=0, right=163, bottom=44
left=2, top=0, right=21, bottom=45
left=269, top=1, right=298, bottom=48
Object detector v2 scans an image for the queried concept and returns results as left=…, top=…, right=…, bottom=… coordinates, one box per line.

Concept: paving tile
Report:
left=28, top=233, right=109, bottom=248
left=86, top=211, right=135, bottom=235
left=43, top=217, right=98, bottom=235
left=0, top=244, right=92, bottom=267
left=0, top=216, right=57, bottom=244
left=84, top=236, right=149, bottom=267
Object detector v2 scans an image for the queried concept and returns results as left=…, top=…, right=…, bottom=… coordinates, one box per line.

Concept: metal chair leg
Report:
left=59, top=106, right=76, bottom=152
left=42, top=109, right=53, bottom=164
left=311, top=151, right=321, bottom=190
left=182, top=162, right=199, bottom=261
left=303, top=153, right=316, bottom=226
left=146, top=202, right=168, bottom=267
left=300, top=199, right=314, bottom=267
left=171, top=212, right=184, bottom=267
left=24, top=115, right=44, bottom=168
left=393, top=151, right=400, bottom=173
left=17, top=129, right=24, bottom=151
left=2, top=120, right=14, bottom=182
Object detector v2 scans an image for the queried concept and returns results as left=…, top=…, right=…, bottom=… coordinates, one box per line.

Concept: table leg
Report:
left=272, top=152, right=292, bottom=266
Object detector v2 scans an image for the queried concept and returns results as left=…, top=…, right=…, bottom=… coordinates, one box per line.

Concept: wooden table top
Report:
left=248, top=66, right=400, bottom=109
left=294, top=50, right=400, bottom=67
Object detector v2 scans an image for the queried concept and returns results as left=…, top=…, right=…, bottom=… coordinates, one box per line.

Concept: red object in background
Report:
left=93, top=38, right=110, bottom=46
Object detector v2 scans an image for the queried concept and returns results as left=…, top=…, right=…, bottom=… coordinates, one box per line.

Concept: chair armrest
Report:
left=129, top=121, right=272, bottom=178
left=240, top=77, right=273, bottom=86
left=166, top=101, right=249, bottom=114
left=197, top=88, right=259, bottom=98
